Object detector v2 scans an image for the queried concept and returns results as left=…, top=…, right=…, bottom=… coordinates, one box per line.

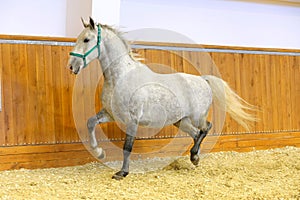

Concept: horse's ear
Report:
left=89, top=17, right=95, bottom=30
left=81, top=17, right=89, bottom=28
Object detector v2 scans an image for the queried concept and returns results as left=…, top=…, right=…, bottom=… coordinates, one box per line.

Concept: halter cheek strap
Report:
left=69, top=24, right=101, bottom=68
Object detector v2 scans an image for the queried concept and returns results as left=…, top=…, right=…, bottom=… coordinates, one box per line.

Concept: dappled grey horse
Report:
left=67, top=17, right=257, bottom=180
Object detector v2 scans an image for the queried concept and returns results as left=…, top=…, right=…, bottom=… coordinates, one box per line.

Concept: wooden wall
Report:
left=0, top=35, right=299, bottom=170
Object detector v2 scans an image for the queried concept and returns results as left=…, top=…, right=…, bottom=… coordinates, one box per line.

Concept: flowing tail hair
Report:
left=202, top=75, right=258, bottom=131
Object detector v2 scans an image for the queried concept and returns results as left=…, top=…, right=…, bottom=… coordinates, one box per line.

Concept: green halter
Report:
left=69, top=24, right=101, bottom=68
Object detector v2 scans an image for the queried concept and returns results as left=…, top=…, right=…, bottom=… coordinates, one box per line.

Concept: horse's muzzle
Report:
left=68, top=65, right=78, bottom=75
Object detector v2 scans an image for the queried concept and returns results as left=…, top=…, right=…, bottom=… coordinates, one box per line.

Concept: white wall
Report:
left=66, top=0, right=92, bottom=37
left=0, top=0, right=119, bottom=37
left=119, top=0, right=300, bottom=49
left=1, top=0, right=300, bottom=49
left=66, top=0, right=121, bottom=37
left=0, top=0, right=67, bottom=37
left=92, top=0, right=120, bottom=26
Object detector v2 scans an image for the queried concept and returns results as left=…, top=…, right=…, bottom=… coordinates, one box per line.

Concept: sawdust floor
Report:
left=0, top=146, right=299, bottom=200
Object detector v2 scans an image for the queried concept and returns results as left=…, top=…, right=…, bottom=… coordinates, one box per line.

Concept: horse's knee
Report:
left=198, top=120, right=212, bottom=132
left=87, top=116, right=98, bottom=131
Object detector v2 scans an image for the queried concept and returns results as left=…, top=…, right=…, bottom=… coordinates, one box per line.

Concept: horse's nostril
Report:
left=70, top=65, right=73, bottom=70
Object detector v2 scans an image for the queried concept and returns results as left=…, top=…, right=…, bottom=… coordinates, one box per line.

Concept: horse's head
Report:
left=68, top=17, right=101, bottom=75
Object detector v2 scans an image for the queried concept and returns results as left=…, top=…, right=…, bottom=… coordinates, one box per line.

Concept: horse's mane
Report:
left=100, top=24, right=143, bottom=62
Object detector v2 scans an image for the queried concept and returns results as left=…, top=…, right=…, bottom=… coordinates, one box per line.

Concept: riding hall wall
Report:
left=0, top=35, right=299, bottom=170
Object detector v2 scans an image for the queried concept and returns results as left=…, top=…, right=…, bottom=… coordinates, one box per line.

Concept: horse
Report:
left=67, top=17, right=257, bottom=180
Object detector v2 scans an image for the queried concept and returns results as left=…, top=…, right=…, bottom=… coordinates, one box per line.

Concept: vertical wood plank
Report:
left=51, top=46, right=63, bottom=143
left=263, top=55, right=273, bottom=131
left=224, top=53, right=238, bottom=133
left=292, top=57, right=300, bottom=128
left=244, top=54, right=254, bottom=132
left=0, top=44, right=5, bottom=145
left=19, top=44, right=30, bottom=145
left=233, top=53, right=243, bottom=133
left=1, top=44, right=13, bottom=146
left=12, top=44, right=25, bottom=145
left=26, top=44, right=38, bottom=144
left=270, top=55, right=280, bottom=131
left=258, top=54, right=268, bottom=132
left=252, top=54, right=261, bottom=132
left=35, top=44, right=47, bottom=144
left=284, top=56, right=292, bottom=130
left=286, top=56, right=294, bottom=130
left=60, top=45, right=74, bottom=143
left=275, top=56, right=283, bottom=130
left=43, top=45, right=56, bottom=143
left=279, top=56, right=288, bottom=130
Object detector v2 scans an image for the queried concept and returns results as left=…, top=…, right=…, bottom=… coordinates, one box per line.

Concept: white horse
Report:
left=68, top=17, right=257, bottom=180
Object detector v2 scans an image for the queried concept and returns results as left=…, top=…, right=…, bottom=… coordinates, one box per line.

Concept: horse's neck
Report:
left=101, top=54, right=137, bottom=85
left=99, top=32, right=137, bottom=85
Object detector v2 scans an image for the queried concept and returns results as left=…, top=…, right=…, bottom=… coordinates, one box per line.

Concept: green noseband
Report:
left=70, top=24, right=101, bottom=68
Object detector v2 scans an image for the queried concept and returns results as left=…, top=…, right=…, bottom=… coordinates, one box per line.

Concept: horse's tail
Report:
left=202, top=75, right=258, bottom=131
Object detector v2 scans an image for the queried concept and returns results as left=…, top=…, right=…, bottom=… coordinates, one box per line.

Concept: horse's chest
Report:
left=101, top=83, right=134, bottom=121
left=101, top=83, right=114, bottom=115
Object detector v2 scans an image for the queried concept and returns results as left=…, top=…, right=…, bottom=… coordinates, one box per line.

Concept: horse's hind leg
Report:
left=87, top=109, right=113, bottom=159
left=174, top=117, right=212, bottom=166
left=190, top=121, right=212, bottom=165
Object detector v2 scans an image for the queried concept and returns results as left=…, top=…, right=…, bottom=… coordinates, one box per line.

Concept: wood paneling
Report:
left=0, top=43, right=78, bottom=146
left=0, top=35, right=299, bottom=170
left=1, top=132, right=300, bottom=171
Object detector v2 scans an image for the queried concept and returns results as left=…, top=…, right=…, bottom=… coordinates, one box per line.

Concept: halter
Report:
left=69, top=24, right=101, bottom=68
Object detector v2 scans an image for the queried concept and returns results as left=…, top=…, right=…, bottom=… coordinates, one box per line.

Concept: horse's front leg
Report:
left=87, top=109, right=113, bottom=159
left=112, top=122, right=138, bottom=180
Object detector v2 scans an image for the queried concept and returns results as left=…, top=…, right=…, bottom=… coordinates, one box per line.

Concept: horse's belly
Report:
left=112, top=83, right=184, bottom=127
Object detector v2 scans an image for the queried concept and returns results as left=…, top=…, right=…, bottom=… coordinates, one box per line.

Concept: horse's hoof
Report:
left=112, top=171, right=129, bottom=180
left=191, top=154, right=199, bottom=166
left=98, top=150, right=105, bottom=159
left=93, top=147, right=106, bottom=159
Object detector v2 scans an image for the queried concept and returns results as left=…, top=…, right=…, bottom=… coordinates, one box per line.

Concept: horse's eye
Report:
left=84, top=38, right=90, bottom=43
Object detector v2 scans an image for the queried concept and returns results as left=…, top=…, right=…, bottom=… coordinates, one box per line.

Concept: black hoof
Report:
left=112, top=171, right=129, bottom=180
left=190, top=154, right=199, bottom=166
left=98, top=151, right=105, bottom=159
